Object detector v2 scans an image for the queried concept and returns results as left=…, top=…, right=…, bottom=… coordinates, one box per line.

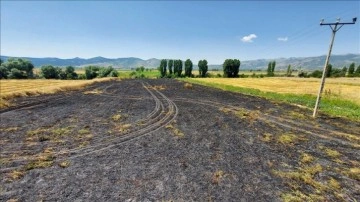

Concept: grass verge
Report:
left=180, top=78, right=360, bottom=121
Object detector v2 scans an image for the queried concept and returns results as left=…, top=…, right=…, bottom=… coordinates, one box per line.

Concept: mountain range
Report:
left=1, top=54, right=359, bottom=70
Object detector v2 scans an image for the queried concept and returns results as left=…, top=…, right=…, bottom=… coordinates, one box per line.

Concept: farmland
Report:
left=184, top=77, right=360, bottom=120
left=1, top=79, right=359, bottom=201
left=0, top=78, right=117, bottom=108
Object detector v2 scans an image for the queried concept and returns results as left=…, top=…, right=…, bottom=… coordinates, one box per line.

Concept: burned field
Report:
left=1, top=79, right=359, bottom=201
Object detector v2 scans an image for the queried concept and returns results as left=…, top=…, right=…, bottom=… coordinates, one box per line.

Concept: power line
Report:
left=313, top=17, right=357, bottom=118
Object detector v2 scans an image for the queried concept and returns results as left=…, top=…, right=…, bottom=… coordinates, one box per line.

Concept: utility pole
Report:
left=313, top=17, right=357, bottom=118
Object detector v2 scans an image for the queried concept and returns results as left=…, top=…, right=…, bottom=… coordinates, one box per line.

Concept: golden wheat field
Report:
left=0, top=78, right=117, bottom=108
left=193, top=77, right=360, bottom=104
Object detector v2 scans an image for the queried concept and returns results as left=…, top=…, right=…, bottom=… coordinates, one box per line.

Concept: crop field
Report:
left=191, top=77, right=360, bottom=104
left=0, top=79, right=359, bottom=201
left=185, top=77, right=360, bottom=120
left=0, top=78, right=117, bottom=108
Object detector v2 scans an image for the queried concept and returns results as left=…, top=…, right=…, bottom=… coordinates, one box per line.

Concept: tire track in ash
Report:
left=0, top=82, right=158, bottom=159
left=62, top=81, right=178, bottom=160
left=0, top=83, right=116, bottom=150
left=173, top=97, right=359, bottom=148
left=0, top=81, right=178, bottom=172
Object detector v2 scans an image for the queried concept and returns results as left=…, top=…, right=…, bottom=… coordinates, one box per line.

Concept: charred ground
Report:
left=1, top=79, right=359, bottom=201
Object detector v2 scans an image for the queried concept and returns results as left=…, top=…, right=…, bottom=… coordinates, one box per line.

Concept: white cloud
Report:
left=241, top=34, right=257, bottom=43
left=277, top=37, right=288, bottom=42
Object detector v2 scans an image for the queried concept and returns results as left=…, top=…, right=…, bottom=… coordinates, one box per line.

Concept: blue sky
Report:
left=1, top=1, right=359, bottom=64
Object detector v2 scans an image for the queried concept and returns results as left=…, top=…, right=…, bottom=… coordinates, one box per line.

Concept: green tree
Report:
left=8, top=68, right=27, bottom=79
left=168, top=60, right=174, bottom=74
left=184, top=59, right=193, bottom=77
left=310, top=70, right=322, bottom=78
left=40, top=65, right=59, bottom=79
left=266, top=61, right=276, bottom=76
left=0, top=65, right=9, bottom=79
left=271, top=61, right=276, bottom=73
left=223, top=59, right=241, bottom=78
left=160, top=59, right=167, bottom=77
left=84, top=66, right=100, bottom=79
left=173, top=59, right=183, bottom=77
left=341, top=66, right=347, bottom=77
left=1, top=58, right=34, bottom=78
left=198, top=59, right=208, bottom=77
left=326, top=64, right=332, bottom=78
left=286, top=65, right=292, bottom=77
left=355, top=65, right=360, bottom=77
left=348, top=62, right=355, bottom=76
left=98, top=66, right=116, bottom=78
left=65, top=66, right=78, bottom=79
left=57, top=67, right=67, bottom=79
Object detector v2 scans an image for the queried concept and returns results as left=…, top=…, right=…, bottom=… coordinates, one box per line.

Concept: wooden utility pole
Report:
left=313, top=17, right=357, bottom=118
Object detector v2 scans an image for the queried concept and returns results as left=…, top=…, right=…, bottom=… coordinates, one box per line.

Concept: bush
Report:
left=8, top=68, right=27, bottom=79
left=84, top=66, right=99, bottom=79
left=0, top=58, right=34, bottom=79
left=310, top=70, right=322, bottom=78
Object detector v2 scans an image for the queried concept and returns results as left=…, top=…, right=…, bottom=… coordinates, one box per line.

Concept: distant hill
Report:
left=1, top=54, right=359, bottom=70
left=0, top=56, right=161, bottom=69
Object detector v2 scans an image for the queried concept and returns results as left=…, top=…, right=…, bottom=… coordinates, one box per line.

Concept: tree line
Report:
left=1, top=57, right=359, bottom=80
left=299, top=62, right=360, bottom=78
left=158, top=58, right=242, bottom=78
left=0, top=58, right=118, bottom=80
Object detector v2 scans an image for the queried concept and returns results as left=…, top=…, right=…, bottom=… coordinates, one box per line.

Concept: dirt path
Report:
left=1, top=79, right=359, bottom=201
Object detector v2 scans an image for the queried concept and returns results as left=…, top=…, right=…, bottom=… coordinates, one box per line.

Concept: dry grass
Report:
left=0, top=78, right=118, bottom=108
left=260, top=133, right=273, bottom=142
left=343, top=167, right=360, bottom=180
left=111, top=114, right=122, bottom=121
left=165, top=124, right=185, bottom=138
left=211, top=170, right=224, bottom=184
left=149, top=85, right=166, bottom=90
left=7, top=170, right=25, bottom=181
left=277, top=133, right=308, bottom=145
left=58, top=161, right=71, bottom=168
left=24, top=148, right=55, bottom=171
left=117, top=124, right=132, bottom=133
left=192, top=77, right=360, bottom=104
left=300, top=153, right=315, bottom=164
left=324, top=148, right=341, bottom=159
left=184, top=83, right=193, bottom=89
left=274, top=164, right=326, bottom=201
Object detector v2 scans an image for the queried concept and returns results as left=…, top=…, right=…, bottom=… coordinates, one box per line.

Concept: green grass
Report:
left=117, top=69, right=160, bottom=79
left=180, top=78, right=360, bottom=121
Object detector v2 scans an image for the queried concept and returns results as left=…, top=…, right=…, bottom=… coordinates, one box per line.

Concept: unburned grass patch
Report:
left=183, top=83, right=193, bottom=89
left=117, top=124, right=132, bottom=133
left=260, top=133, right=273, bottom=142
left=300, top=153, right=315, bottom=164
left=277, top=133, right=308, bottom=145
left=274, top=164, right=326, bottom=201
left=58, top=160, right=71, bottom=168
left=24, top=148, right=55, bottom=171
left=211, top=170, right=224, bottom=185
left=323, top=148, right=341, bottom=159
left=111, top=114, right=122, bottom=121
left=342, top=167, right=360, bottom=180
left=7, top=170, right=25, bottom=181
left=165, top=124, right=185, bottom=138
left=0, top=127, right=19, bottom=132
left=219, top=106, right=259, bottom=123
